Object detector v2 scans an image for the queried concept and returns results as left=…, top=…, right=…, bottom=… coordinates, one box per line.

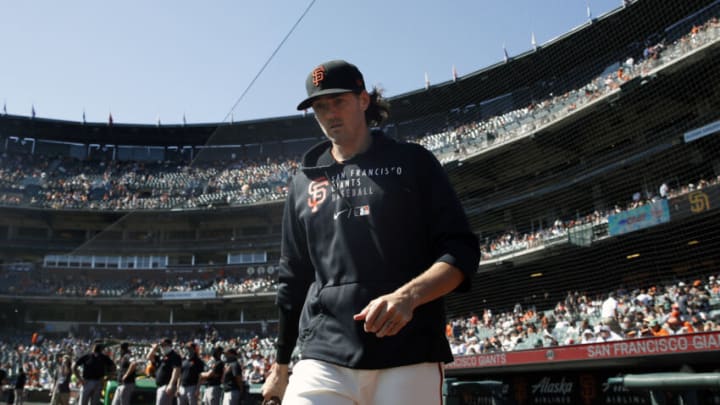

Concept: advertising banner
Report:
left=447, top=332, right=720, bottom=371
left=608, top=200, right=669, bottom=236
left=161, top=290, right=216, bottom=300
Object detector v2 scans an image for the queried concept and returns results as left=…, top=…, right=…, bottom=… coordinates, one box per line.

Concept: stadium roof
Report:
left=0, top=113, right=324, bottom=147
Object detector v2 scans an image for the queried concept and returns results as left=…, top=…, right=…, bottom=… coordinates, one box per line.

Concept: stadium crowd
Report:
left=446, top=275, right=720, bottom=355
left=480, top=175, right=720, bottom=261
left=409, top=15, right=720, bottom=164
left=0, top=272, right=278, bottom=298
left=0, top=154, right=295, bottom=210
left=0, top=275, right=718, bottom=396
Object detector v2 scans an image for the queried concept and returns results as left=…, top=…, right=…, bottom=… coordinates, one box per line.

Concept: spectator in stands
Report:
left=703, top=320, right=717, bottom=332
left=647, top=319, right=669, bottom=337
left=487, top=336, right=504, bottom=352
left=595, top=325, right=622, bottom=342
left=524, top=323, right=539, bottom=343
left=466, top=336, right=482, bottom=354
left=580, top=329, right=595, bottom=344
left=619, top=317, right=637, bottom=338
left=690, top=315, right=705, bottom=333
left=563, top=320, right=580, bottom=344
left=450, top=336, right=466, bottom=356
left=665, top=316, right=689, bottom=335
left=708, top=276, right=720, bottom=296
left=601, top=292, right=620, bottom=333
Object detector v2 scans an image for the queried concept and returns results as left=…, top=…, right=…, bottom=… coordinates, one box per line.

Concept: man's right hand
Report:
left=261, top=363, right=289, bottom=403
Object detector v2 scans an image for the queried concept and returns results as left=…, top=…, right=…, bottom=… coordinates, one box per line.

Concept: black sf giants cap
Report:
left=297, top=60, right=366, bottom=110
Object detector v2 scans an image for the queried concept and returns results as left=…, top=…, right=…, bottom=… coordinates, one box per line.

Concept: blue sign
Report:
left=608, top=200, right=670, bottom=236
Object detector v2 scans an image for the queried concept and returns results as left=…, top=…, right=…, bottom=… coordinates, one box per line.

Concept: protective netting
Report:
left=435, top=1, right=720, bottom=322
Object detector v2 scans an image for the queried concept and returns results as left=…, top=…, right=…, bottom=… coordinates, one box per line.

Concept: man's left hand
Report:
left=353, top=291, right=414, bottom=337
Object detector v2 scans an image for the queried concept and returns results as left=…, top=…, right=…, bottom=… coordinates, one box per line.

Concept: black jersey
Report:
left=276, top=131, right=479, bottom=368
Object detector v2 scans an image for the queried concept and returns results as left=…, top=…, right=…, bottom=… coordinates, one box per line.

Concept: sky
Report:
left=0, top=0, right=625, bottom=125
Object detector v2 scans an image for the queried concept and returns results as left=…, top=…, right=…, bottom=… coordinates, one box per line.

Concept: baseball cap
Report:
left=297, top=60, right=366, bottom=110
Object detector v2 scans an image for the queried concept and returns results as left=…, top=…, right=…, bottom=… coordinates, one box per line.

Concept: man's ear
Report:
left=359, top=91, right=370, bottom=111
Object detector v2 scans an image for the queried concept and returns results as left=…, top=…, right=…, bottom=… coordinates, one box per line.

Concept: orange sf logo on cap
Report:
left=312, top=66, right=326, bottom=87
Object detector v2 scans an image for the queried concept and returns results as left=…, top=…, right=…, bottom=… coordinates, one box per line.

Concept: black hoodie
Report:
left=276, top=130, right=479, bottom=369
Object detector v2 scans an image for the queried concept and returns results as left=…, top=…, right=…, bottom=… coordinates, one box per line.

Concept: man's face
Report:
left=311, top=91, right=369, bottom=144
